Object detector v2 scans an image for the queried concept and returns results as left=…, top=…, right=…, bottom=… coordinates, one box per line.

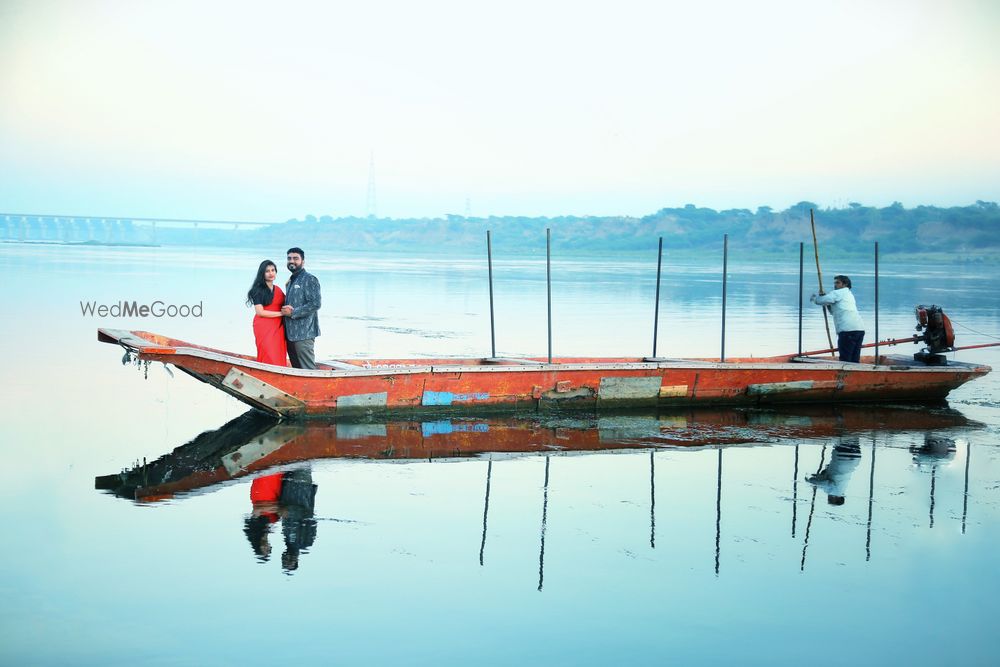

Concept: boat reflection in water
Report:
left=95, top=404, right=976, bottom=502
left=96, top=404, right=980, bottom=577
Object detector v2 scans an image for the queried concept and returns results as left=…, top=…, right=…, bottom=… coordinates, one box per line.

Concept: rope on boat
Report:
left=117, top=342, right=152, bottom=378
left=950, top=319, right=1000, bottom=341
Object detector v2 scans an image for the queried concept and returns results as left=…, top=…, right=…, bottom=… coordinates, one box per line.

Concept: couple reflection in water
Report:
left=243, top=468, right=318, bottom=572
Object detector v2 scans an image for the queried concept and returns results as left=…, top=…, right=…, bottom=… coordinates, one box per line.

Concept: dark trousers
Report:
left=287, top=338, right=316, bottom=369
left=837, top=331, right=865, bottom=363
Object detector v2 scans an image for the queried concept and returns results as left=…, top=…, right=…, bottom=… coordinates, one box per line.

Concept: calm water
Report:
left=3, top=242, right=1000, bottom=666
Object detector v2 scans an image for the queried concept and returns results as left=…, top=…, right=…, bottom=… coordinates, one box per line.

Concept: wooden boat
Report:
left=98, top=328, right=991, bottom=419
left=95, top=404, right=978, bottom=502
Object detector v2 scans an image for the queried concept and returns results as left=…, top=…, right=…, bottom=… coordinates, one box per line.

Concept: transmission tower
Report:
left=366, top=151, right=377, bottom=218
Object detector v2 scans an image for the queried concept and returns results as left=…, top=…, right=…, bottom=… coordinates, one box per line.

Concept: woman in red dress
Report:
left=246, top=260, right=289, bottom=366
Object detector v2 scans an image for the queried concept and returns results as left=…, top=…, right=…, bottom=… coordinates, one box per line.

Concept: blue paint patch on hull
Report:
left=421, top=391, right=490, bottom=406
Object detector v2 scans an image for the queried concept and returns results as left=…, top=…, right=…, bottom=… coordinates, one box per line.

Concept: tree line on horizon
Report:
left=259, top=200, right=999, bottom=256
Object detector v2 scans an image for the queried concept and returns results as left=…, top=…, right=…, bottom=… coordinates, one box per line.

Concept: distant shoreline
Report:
left=3, top=238, right=997, bottom=264
left=1, top=239, right=160, bottom=248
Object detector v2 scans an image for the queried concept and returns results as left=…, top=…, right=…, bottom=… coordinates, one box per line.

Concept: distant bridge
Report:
left=0, top=212, right=281, bottom=243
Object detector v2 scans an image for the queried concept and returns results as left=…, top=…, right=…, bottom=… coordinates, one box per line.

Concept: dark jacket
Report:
left=284, top=269, right=321, bottom=342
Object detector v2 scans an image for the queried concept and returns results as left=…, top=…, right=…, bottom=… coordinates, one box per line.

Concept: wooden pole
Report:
left=874, top=241, right=880, bottom=365
left=486, top=230, right=496, bottom=358
left=652, top=237, right=663, bottom=358
left=810, top=209, right=836, bottom=357
left=798, top=242, right=804, bottom=356
left=721, top=234, right=728, bottom=363
left=546, top=228, right=552, bottom=364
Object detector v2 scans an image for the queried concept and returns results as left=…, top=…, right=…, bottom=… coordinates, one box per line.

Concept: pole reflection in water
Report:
left=909, top=434, right=958, bottom=531
left=866, top=435, right=877, bottom=562
left=538, top=456, right=551, bottom=592
left=715, top=448, right=722, bottom=576
left=480, top=458, right=493, bottom=566
left=963, top=442, right=971, bottom=534
left=93, top=404, right=985, bottom=585
left=930, top=467, right=937, bottom=528
left=803, top=437, right=864, bottom=570
left=650, top=451, right=656, bottom=549
left=801, top=445, right=828, bottom=572
left=792, top=445, right=800, bottom=538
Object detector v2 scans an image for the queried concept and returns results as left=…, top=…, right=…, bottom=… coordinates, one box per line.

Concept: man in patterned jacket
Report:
left=281, top=247, right=322, bottom=369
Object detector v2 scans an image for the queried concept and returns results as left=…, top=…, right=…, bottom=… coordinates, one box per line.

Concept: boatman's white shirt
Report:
left=812, top=287, right=865, bottom=333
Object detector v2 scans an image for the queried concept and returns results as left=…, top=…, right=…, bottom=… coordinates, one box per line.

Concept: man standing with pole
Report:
left=811, top=275, right=865, bottom=362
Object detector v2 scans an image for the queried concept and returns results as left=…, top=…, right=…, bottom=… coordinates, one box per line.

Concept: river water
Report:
left=2, top=241, right=999, bottom=666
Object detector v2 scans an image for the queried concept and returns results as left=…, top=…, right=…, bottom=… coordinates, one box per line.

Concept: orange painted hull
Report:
left=98, top=328, right=991, bottom=419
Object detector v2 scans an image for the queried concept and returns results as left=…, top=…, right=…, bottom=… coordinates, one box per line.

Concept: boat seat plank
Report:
left=484, top=357, right=546, bottom=365
left=645, top=357, right=717, bottom=365
left=791, top=356, right=844, bottom=364
left=319, top=360, right=364, bottom=371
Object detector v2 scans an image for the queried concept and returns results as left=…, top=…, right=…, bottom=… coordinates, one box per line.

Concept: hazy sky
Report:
left=1, top=0, right=998, bottom=220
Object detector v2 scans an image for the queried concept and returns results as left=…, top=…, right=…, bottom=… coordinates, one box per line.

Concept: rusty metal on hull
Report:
left=98, top=328, right=992, bottom=419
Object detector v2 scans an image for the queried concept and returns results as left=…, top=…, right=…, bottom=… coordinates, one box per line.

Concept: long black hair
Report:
left=246, top=260, right=277, bottom=307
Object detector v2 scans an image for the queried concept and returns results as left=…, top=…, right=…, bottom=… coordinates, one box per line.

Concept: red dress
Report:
left=251, top=473, right=284, bottom=503
left=253, top=286, right=289, bottom=366
left=250, top=473, right=284, bottom=523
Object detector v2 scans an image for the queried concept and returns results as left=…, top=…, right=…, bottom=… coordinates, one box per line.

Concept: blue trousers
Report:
left=838, top=330, right=865, bottom=363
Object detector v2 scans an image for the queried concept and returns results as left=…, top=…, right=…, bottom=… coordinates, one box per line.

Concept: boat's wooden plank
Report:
left=791, top=356, right=848, bottom=365
left=169, top=346, right=433, bottom=377
left=484, top=357, right=546, bottom=365
left=320, top=359, right=365, bottom=371
left=645, top=357, right=717, bottom=365
left=98, top=328, right=175, bottom=353
left=222, top=369, right=307, bottom=415
left=434, top=362, right=661, bottom=373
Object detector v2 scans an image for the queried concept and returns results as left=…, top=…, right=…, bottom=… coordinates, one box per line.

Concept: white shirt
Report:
left=808, top=445, right=862, bottom=498
left=811, top=287, right=865, bottom=333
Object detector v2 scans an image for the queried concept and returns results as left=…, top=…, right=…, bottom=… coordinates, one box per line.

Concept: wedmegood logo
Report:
left=79, top=301, right=204, bottom=318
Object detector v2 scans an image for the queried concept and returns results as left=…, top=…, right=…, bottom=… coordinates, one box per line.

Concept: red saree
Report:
left=253, top=286, right=289, bottom=366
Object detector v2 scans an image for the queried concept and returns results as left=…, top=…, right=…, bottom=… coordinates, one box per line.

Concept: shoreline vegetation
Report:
left=7, top=201, right=998, bottom=262
left=263, top=200, right=1000, bottom=262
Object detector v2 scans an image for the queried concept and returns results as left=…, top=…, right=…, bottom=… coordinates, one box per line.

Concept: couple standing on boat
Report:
left=246, top=247, right=322, bottom=369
